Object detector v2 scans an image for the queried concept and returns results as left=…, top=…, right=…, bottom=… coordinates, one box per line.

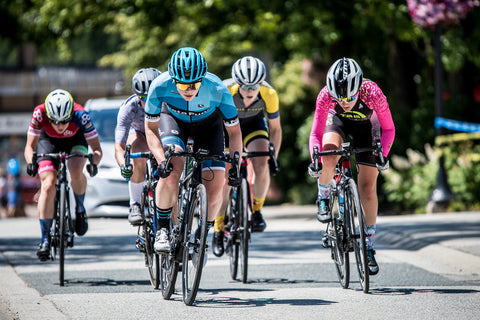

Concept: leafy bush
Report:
left=383, top=140, right=480, bottom=213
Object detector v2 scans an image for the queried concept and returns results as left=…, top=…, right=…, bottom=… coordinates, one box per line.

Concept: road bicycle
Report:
left=123, top=145, right=160, bottom=289
left=32, top=152, right=94, bottom=287
left=224, top=142, right=279, bottom=283
left=159, top=140, right=239, bottom=305
left=312, top=141, right=384, bottom=293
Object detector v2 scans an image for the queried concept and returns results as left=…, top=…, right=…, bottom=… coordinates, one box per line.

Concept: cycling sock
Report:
left=207, top=221, right=214, bottom=232
left=40, top=219, right=53, bottom=244
left=129, top=181, right=143, bottom=205
left=317, top=181, right=330, bottom=200
left=156, top=206, right=172, bottom=229
left=214, top=214, right=225, bottom=232
left=74, top=192, right=86, bottom=213
left=253, top=197, right=265, bottom=213
left=366, top=224, right=376, bottom=250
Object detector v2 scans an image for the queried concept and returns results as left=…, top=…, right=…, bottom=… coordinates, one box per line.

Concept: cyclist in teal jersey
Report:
left=144, top=47, right=242, bottom=254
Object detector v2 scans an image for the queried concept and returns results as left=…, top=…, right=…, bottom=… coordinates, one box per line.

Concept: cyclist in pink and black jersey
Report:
left=308, top=58, right=395, bottom=275
left=24, top=89, right=102, bottom=261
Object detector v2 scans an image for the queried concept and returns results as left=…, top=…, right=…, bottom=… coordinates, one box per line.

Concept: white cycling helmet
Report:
left=232, top=56, right=266, bottom=88
left=326, top=57, right=363, bottom=99
left=44, top=89, right=74, bottom=123
left=132, top=67, right=161, bottom=96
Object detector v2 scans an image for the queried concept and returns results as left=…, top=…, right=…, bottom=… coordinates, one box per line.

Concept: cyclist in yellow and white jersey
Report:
left=212, top=56, right=282, bottom=257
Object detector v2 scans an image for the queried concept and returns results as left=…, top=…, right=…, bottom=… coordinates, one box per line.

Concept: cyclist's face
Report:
left=239, top=87, right=260, bottom=106
left=178, top=86, right=200, bottom=101
left=51, top=122, right=69, bottom=134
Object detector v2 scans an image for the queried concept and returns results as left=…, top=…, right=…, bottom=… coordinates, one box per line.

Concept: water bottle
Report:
left=338, top=189, right=344, bottom=220
left=148, top=189, right=155, bottom=218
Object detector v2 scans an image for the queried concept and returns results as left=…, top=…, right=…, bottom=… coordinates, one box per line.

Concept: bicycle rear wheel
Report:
left=239, top=179, right=249, bottom=283
left=226, top=188, right=239, bottom=280
left=141, top=190, right=160, bottom=289
left=328, top=188, right=349, bottom=289
left=182, top=184, right=208, bottom=306
left=58, top=183, right=68, bottom=287
left=346, top=178, right=369, bottom=293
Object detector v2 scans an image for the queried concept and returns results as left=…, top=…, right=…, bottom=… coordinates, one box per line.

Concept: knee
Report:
left=41, top=178, right=56, bottom=195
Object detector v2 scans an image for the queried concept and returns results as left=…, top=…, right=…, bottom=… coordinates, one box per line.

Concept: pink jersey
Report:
left=309, top=80, right=395, bottom=160
left=28, top=103, right=98, bottom=140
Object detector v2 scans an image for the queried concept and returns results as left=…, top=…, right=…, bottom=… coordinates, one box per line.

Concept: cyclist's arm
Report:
left=364, top=81, right=395, bottom=157
left=268, top=117, right=282, bottom=158
left=87, top=136, right=103, bottom=165
left=24, top=134, right=39, bottom=164
left=225, top=120, right=242, bottom=168
left=114, top=102, right=133, bottom=167
left=309, top=87, right=333, bottom=161
left=145, top=116, right=165, bottom=163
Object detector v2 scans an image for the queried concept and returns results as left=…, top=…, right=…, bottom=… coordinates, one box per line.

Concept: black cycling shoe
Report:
left=252, top=211, right=266, bottom=232
left=367, top=249, right=379, bottom=275
left=316, top=199, right=331, bottom=223
left=212, top=231, right=224, bottom=257
left=36, top=242, right=50, bottom=261
left=75, top=211, right=88, bottom=236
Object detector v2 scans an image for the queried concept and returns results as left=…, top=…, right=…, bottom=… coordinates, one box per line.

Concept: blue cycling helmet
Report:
left=168, top=47, right=207, bottom=83
left=7, top=158, right=20, bottom=176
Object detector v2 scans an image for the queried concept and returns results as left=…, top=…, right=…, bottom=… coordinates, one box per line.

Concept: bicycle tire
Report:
left=58, top=182, right=67, bottom=287
left=346, top=178, right=369, bottom=293
left=239, top=178, right=249, bottom=284
left=328, top=187, right=349, bottom=289
left=226, top=188, right=239, bottom=280
left=141, top=190, right=160, bottom=289
left=182, top=184, right=208, bottom=306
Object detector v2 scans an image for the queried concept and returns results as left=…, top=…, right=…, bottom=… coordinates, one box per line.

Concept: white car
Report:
left=84, top=97, right=130, bottom=217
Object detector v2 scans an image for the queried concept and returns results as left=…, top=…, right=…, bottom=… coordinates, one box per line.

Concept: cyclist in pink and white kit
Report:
left=308, top=57, right=395, bottom=275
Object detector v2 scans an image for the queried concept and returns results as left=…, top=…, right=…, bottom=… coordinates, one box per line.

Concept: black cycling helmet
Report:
left=326, top=57, right=363, bottom=99
left=132, top=68, right=161, bottom=96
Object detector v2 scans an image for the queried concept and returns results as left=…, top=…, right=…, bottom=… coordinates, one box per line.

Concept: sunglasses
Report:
left=240, top=84, right=260, bottom=91
left=138, top=95, right=147, bottom=102
left=175, top=81, right=202, bottom=91
left=335, top=96, right=356, bottom=103
left=50, top=119, right=70, bottom=125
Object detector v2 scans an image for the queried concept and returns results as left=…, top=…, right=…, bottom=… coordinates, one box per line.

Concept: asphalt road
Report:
left=1, top=205, right=479, bottom=319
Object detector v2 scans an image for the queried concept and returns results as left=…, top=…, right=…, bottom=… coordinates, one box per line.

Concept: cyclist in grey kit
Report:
left=114, top=67, right=161, bottom=225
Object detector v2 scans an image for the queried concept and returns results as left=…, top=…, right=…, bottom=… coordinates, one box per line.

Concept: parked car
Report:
left=84, top=97, right=129, bottom=217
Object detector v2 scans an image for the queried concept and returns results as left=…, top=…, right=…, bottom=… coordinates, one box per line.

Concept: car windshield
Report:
left=89, top=109, right=118, bottom=143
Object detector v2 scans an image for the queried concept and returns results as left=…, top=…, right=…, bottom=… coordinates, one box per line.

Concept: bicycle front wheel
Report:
left=182, top=184, right=208, bottom=306
left=346, top=178, right=369, bottom=293
left=328, top=187, right=349, bottom=289
left=239, top=179, right=249, bottom=284
left=58, top=183, right=68, bottom=287
left=141, top=190, right=160, bottom=289
left=226, top=187, right=239, bottom=280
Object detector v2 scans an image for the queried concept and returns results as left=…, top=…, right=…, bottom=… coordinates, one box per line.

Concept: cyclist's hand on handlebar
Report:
left=26, top=163, right=38, bottom=177
left=308, top=162, right=322, bottom=178
left=228, top=167, right=241, bottom=187
left=156, top=160, right=173, bottom=179
left=268, top=157, right=280, bottom=175
left=120, top=164, right=133, bottom=179
left=87, top=164, right=98, bottom=177
left=375, top=156, right=389, bottom=171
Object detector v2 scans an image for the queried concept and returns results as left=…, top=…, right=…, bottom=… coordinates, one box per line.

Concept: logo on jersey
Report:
left=340, top=111, right=367, bottom=120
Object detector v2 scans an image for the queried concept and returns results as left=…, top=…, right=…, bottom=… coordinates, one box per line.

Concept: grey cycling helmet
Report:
left=132, top=68, right=161, bottom=96
left=44, top=89, right=74, bottom=122
left=232, top=56, right=266, bottom=87
left=326, top=57, right=363, bottom=99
